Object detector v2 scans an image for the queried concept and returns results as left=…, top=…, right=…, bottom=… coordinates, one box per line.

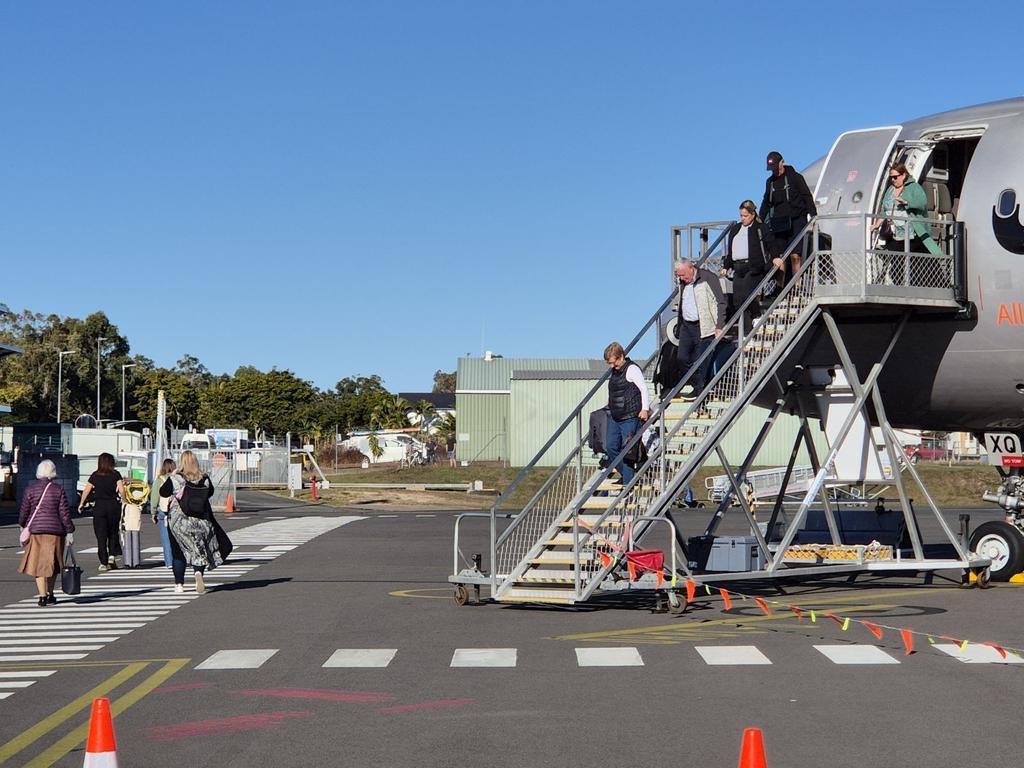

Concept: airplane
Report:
left=750, top=97, right=1024, bottom=577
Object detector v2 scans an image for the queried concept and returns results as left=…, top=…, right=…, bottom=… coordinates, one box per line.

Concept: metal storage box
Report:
left=706, top=535, right=765, bottom=572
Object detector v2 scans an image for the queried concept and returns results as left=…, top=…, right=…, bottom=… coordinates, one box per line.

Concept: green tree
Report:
left=432, top=369, right=456, bottom=393
left=199, top=368, right=317, bottom=436
left=370, top=395, right=411, bottom=430
left=132, top=368, right=200, bottom=429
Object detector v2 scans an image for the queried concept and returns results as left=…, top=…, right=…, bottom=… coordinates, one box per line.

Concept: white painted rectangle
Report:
left=261, top=546, right=296, bottom=551
left=450, top=648, right=517, bottom=668
left=934, top=644, right=1024, bottom=664
left=695, top=646, right=772, bottom=665
left=196, top=649, right=279, bottom=670
left=0, top=654, right=87, bottom=661
left=323, top=649, right=398, bottom=668
left=814, top=645, right=900, bottom=665
left=575, top=647, right=645, bottom=667
left=0, top=671, right=56, bottom=678
left=0, top=680, right=35, bottom=688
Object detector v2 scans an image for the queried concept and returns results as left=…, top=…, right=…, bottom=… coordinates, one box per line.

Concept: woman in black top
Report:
left=78, top=452, right=125, bottom=571
left=722, top=200, right=781, bottom=328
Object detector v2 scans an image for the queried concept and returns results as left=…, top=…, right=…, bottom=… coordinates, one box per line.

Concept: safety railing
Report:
left=488, top=225, right=734, bottom=585
left=568, top=214, right=964, bottom=597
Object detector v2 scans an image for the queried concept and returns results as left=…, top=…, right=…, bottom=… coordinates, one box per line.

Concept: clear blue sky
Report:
left=3, top=1, right=1019, bottom=392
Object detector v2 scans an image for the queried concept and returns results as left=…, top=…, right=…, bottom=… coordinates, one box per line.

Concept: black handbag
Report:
left=766, top=215, right=793, bottom=234
left=61, top=544, right=82, bottom=595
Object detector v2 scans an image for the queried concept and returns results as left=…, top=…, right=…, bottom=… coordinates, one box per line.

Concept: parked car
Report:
left=904, top=444, right=947, bottom=463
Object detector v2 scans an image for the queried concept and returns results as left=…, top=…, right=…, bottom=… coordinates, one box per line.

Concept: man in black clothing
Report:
left=759, top=151, right=817, bottom=281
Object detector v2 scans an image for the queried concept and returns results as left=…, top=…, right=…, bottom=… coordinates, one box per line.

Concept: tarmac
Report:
left=0, top=491, right=1021, bottom=767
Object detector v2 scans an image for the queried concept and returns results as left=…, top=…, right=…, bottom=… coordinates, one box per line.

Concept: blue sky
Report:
left=2, top=1, right=1019, bottom=392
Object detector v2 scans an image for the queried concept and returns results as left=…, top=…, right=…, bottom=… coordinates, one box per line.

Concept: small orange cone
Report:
left=225, top=493, right=235, bottom=514
left=83, top=697, right=118, bottom=767
left=738, top=727, right=767, bottom=768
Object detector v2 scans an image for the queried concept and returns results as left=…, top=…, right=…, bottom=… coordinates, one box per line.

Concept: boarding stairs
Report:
left=454, top=215, right=972, bottom=605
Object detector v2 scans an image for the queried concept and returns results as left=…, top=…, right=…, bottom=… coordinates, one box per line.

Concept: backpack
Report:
left=588, top=408, right=611, bottom=455
left=179, top=478, right=212, bottom=519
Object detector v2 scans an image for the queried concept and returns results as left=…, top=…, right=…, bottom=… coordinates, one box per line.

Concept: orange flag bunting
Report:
left=789, top=606, right=804, bottom=621
left=754, top=597, right=771, bottom=616
left=862, top=621, right=884, bottom=640
left=900, top=629, right=915, bottom=656
left=824, top=612, right=844, bottom=627
left=719, top=588, right=732, bottom=610
left=685, top=578, right=696, bottom=604
left=599, top=552, right=613, bottom=569
left=983, top=642, right=1008, bottom=659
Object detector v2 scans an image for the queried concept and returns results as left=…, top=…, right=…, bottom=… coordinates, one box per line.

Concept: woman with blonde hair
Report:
left=722, top=199, right=780, bottom=324
left=160, top=450, right=221, bottom=594
left=18, top=460, right=75, bottom=606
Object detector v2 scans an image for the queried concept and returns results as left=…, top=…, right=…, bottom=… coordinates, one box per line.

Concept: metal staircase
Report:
left=451, top=213, right=979, bottom=605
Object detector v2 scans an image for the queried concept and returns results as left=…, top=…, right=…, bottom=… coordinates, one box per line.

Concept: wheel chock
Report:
left=1009, top=573, right=1024, bottom=584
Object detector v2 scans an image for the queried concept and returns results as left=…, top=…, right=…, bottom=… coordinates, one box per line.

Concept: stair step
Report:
left=532, top=551, right=596, bottom=564
left=546, top=533, right=585, bottom=546
left=501, top=586, right=577, bottom=601
left=517, top=569, right=577, bottom=584
left=558, top=518, right=625, bottom=529
left=498, top=595, right=574, bottom=605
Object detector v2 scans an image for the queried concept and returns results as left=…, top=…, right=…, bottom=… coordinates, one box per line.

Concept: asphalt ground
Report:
left=0, top=492, right=1021, bottom=767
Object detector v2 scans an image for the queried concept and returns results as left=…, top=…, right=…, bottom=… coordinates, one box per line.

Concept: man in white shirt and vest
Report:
left=602, top=341, right=649, bottom=485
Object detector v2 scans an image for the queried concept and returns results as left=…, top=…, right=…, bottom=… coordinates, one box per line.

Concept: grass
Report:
left=292, top=459, right=1006, bottom=510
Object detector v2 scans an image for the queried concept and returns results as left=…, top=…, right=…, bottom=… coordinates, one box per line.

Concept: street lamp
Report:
left=57, top=350, right=77, bottom=423
left=121, top=363, right=137, bottom=423
left=96, top=337, right=107, bottom=422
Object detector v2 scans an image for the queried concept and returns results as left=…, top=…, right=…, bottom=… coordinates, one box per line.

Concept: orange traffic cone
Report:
left=738, top=727, right=767, bottom=768
left=83, top=697, right=118, bottom=767
left=225, top=493, right=235, bottom=514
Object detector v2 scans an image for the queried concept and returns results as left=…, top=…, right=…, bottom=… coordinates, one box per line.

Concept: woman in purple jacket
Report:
left=18, top=460, right=75, bottom=606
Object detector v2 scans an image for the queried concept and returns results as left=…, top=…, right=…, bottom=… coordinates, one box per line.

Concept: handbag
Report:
left=19, top=484, right=51, bottom=546
left=61, top=544, right=83, bottom=595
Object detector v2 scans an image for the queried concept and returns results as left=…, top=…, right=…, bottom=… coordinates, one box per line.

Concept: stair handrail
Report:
left=488, top=226, right=734, bottom=540
left=568, top=220, right=822, bottom=566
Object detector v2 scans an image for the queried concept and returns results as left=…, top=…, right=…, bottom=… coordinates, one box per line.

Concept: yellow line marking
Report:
left=0, top=658, right=192, bottom=672
left=0, top=662, right=149, bottom=765
left=24, top=658, right=189, bottom=768
left=554, top=587, right=957, bottom=643
left=389, top=587, right=455, bottom=600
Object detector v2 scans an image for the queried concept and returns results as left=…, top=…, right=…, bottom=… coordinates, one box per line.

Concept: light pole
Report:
left=121, top=363, right=137, bottom=423
left=57, top=350, right=77, bottom=423
left=95, top=337, right=107, bottom=422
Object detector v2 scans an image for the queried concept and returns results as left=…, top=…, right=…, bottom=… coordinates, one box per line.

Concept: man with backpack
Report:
left=602, top=342, right=649, bottom=485
left=759, top=151, right=817, bottom=282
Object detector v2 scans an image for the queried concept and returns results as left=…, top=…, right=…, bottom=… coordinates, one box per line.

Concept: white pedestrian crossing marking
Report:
left=196, top=649, right=279, bottom=669
left=0, top=671, right=56, bottom=678
left=0, top=515, right=364, bottom=703
left=695, top=646, right=772, bottom=665
left=450, top=648, right=517, bottom=668
left=814, top=645, right=899, bottom=665
left=323, top=649, right=398, bottom=668
left=933, top=644, right=1024, bottom=664
left=575, top=647, right=644, bottom=667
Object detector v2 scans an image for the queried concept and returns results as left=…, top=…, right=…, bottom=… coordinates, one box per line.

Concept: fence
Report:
left=166, top=447, right=290, bottom=510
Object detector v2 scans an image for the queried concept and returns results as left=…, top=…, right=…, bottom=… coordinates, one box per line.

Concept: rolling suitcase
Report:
left=121, top=503, right=143, bottom=568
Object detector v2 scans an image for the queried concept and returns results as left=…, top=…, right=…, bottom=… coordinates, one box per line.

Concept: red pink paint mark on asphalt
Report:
left=229, top=688, right=397, bottom=703
left=152, top=683, right=215, bottom=693
left=147, top=711, right=314, bottom=741
left=376, top=698, right=475, bottom=714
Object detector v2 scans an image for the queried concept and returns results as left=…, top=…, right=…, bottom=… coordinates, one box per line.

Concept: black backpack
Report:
left=179, top=478, right=212, bottom=519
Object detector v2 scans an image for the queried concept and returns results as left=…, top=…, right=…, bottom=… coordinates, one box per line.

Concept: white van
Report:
left=179, top=433, right=214, bottom=452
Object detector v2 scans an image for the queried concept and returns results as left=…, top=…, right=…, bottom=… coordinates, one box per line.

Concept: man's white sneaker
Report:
left=174, top=584, right=185, bottom=594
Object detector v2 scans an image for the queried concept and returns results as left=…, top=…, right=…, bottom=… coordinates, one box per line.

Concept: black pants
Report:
left=731, top=268, right=764, bottom=330
left=675, top=320, right=712, bottom=392
left=92, top=503, right=122, bottom=564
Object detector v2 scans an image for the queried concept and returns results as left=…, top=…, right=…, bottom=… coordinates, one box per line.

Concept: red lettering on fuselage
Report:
left=996, top=303, right=1024, bottom=324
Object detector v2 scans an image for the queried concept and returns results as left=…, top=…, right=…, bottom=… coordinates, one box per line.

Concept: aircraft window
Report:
left=998, top=189, right=1017, bottom=218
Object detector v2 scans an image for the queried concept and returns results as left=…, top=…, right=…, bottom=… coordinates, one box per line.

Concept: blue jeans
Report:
left=156, top=510, right=173, bottom=567
left=605, top=416, right=641, bottom=485
left=172, top=559, right=205, bottom=585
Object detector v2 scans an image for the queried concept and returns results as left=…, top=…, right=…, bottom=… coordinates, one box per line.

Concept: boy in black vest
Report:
left=602, top=342, right=649, bottom=485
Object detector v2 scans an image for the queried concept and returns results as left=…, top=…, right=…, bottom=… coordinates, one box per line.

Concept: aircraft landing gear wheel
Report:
left=969, top=521, right=1024, bottom=582
left=454, top=585, right=469, bottom=606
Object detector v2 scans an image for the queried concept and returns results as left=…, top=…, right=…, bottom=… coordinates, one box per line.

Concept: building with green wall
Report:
left=457, top=355, right=829, bottom=473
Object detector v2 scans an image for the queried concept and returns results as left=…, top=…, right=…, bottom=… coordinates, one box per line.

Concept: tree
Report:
left=370, top=395, right=412, bottom=430
left=335, top=374, right=386, bottom=397
left=132, top=368, right=200, bottom=429
left=0, top=309, right=132, bottom=423
left=413, top=399, right=437, bottom=432
left=432, top=370, right=456, bottom=393
left=198, top=368, right=317, bottom=436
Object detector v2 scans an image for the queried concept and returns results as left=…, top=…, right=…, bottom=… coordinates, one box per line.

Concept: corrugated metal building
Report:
left=458, top=356, right=829, bottom=468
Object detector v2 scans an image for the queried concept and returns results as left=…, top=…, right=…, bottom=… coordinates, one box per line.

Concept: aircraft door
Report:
left=813, top=127, right=901, bottom=251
